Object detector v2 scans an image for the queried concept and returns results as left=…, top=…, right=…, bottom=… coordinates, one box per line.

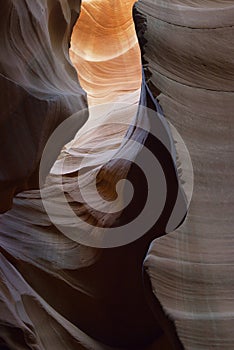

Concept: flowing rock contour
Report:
left=136, top=1, right=234, bottom=349
left=0, top=0, right=87, bottom=213
left=0, top=0, right=187, bottom=349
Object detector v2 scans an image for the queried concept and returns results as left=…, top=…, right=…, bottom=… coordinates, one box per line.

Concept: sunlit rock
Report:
left=70, top=0, right=142, bottom=106
left=0, top=0, right=198, bottom=349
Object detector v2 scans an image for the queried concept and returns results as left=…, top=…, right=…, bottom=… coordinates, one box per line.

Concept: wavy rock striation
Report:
left=0, top=0, right=180, bottom=349
left=0, top=0, right=87, bottom=213
left=136, top=0, right=234, bottom=348
left=70, top=0, right=142, bottom=106
left=0, top=0, right=194, bottom=349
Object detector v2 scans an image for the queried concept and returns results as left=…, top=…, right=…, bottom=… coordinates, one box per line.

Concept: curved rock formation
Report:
left=0, top=0, right=86, bottom=213
left=70, top=0, right=142, bottom=106
left=136, top=0, right=234, bottom=348
left=3, top=0, right=228, bottom=349
left=0, top=0, right=187, bottom=349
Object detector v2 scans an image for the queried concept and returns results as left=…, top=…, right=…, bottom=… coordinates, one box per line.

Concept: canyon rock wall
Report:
left=136, top=1, right=234, bottom=349
left=0, top=1, right=164, bottom=349
left=0, top=0, right=87, bottom=213
left=1, top=0, right=233, bottom=349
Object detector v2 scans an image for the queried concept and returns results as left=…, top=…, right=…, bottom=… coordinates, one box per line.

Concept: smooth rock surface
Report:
left=136, top=0, right=234, bottom=348
left=0, top=1, right=180, bottom=349
left=0, top=0, right=87, bottom=213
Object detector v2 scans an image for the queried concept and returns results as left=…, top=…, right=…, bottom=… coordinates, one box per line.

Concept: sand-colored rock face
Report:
left=136, top=1, right=234, bottom=348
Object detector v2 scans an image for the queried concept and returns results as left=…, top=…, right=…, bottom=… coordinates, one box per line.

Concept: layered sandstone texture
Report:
left=0, top=0, right=87, bottom=213
left=0, top=1, right=154, bottom=349
left=70, top=0, right=142, bottom=106
left=136, top=0, right=234, bottom=349
left=1, top=0, right=232, bottom=349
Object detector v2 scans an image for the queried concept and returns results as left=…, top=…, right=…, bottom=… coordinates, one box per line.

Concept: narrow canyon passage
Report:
left=0, top=1, right=185, bottom=349
left=0, top=1, right=160, bottom=349
left=1, top=1, right=233, bottom=349
left=62, top=0, right=143, bottom=159
left=70, top=0, right=142, bottom=106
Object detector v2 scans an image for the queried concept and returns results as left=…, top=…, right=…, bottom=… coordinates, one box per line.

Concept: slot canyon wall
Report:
left=0, top=0, right=86, bottom=213
left=136, top=0, right=234, bottom=349
left=0, top=0, right=233, bottom=349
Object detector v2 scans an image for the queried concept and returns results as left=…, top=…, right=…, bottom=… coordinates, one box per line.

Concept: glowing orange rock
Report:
left=70, top=0, right=142, bottom=105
